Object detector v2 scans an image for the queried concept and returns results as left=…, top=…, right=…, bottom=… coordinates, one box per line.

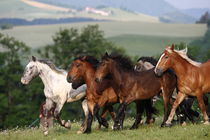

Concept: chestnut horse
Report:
left=154, top=45, right=210, bottom=126
left=135, top=56, right=202, bottom=124
left=67, top=56, right=156, bottom=133
left=95, top=53, right=177, bottom=130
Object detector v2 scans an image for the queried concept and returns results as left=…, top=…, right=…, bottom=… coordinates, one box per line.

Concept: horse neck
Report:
left=83, top=65, right=96, bottom=88
left=110, top=64, right=123, bottom=88
left=170, top=55, right=193, bottom=80
left=37, top=62, right=63, bottom=88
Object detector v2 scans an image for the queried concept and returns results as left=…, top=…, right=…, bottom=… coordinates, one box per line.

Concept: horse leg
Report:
left=161, top=92, right=171, bottom=127
left=145, top=99, right=156, bottom=124
left=83, top=112, right=93, bottom=133
left=130, top=101, right=144, bottom=129
left=113, top=103, right=127, bottom=130
left=80, top=99, right=89, bottom=132
left=97, top=107, right=108, bottom=130
left=165, top=92, right=186, bottom=127
left=95, top=105, right=109, bottom=129
left=197, top=94, right=209, bottom=124
left=43, top=98, right=54, bottom=135
left=53, top=103, right=71, bottom=128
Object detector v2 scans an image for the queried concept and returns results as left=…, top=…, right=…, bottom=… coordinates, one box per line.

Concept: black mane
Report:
left=103, top=53, right=134, bottom=72
left=137, top=56, right=157, bottom=66
left=76, top=56, right=99, bottom=69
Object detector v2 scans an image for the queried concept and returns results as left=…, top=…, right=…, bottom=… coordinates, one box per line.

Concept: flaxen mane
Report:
left=174, top=49, right=201, bottom=67
left=39, top=60, right=66, bottom=74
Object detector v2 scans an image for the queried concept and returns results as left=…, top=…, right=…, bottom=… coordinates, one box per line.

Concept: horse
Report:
left=154, top=45, right=210, bottom=126
left=95, top=53, right=177, bottom=130
left=21, top=56, right=88, bottom=135
left=135, top=56, right=201, bottom=124
left=66, top=56, right=157, bottom=133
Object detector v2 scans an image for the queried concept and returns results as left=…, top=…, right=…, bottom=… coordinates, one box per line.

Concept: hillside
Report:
left=34, top=0, right=197, bottom=23
left=35, top=0, right=177, bottom=16
left=0, top=0, right=159, bottom=23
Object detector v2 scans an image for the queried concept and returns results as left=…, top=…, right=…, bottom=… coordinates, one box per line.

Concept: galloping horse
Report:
left=154, top=45, right=210, bottom=126
left=67, top=56, right=156, bottom=133
left=136, top=56, right=204, bottom=124
left=21, top=56, right=88, bottom=135
left=95, top=53, right=177, bottom=130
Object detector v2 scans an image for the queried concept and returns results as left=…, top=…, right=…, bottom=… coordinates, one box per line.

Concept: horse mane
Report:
left=103, top=53, right=134, bottom=72
left=38, top=60, right=66, bottom=74
left=137, top=56, right=157, bottom=66
left=76, top=56, right=99, bottom=69
left=174, top=49, right=201, bottom=67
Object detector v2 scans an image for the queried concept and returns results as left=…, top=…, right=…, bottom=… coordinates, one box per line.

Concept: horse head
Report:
left=21, top=56, right=39, bottom=84
left=67, top=56, right=87, bottom=89
left=154, top=44, right=175, bottom=76
left=95, top=53, right=113, bottom=83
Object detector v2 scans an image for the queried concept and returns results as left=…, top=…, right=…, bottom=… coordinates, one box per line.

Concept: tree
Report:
left=0, top=33, right=45, bottom=129
left=196, top=11, right=210, bottom=24
left=38, top=25, right=125, bottom=69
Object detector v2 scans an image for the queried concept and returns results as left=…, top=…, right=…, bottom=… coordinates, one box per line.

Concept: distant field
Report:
left=1, top=119, right=210, bottom=140
left=0, top=21, right=207, bottom=56
left=108, top=34, right=198, bottom=56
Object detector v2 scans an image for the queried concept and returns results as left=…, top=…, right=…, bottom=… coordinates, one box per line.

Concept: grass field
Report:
left=1, top=21, right=207, bottom=56
left=1, top=119, right=210, bottom=140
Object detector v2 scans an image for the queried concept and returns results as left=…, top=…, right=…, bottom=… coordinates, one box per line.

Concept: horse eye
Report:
left=165, top=56, right=169, bottom=59
left=29, top=67, right=33, bottom=69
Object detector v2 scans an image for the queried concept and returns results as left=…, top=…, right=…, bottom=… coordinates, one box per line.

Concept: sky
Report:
left=164, top=0, right=210, bottom=9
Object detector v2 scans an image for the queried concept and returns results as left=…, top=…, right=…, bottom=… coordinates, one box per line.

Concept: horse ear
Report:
left=105, top=52, right=109, bottom=57
left=171, top=44, right=174, bottom=50
left=81, top=56, right=87, bottom=61
left=32, top=56, right=36, bottom=62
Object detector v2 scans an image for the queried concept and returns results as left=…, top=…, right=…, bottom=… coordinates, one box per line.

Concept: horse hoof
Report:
left=130, top=125, right=138, bottom=130
left=181, top=122, right=187, bottom=126
left=165, top=123, right=172, bottom=127
left=204, top=121, right=210, bottom=125
left=101, top=118, right=109, bottom=128
left=64, top=121, right=71, bottom=129
left=44, top=131, right=49, bottom=136
left=77, top=130, right=83, bottom=134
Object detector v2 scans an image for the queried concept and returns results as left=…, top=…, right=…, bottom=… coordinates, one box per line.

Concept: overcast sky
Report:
left=164, top=0, right=210, bottom=9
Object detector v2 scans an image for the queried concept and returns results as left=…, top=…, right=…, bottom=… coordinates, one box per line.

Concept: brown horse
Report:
left=154, top=45, right=210, bottom=126
left=67, top=56, right=156, bottom=133
left=95, top=53, right=177, bottom=129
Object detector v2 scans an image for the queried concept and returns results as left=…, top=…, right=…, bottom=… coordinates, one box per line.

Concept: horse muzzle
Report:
left=154, top=68, right=163, bottom=76
left=67, top=76, right=72, bottom=83
left=95, top=77, right=102, bottom=83
left=21, top=77, right=29, bottom=85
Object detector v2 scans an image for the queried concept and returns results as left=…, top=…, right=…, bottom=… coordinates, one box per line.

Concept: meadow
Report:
left=1, top=118, right=210, bottom=140
left=1, top=21, right=207, bottom=56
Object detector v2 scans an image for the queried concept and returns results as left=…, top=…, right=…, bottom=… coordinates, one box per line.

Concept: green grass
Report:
left=0, top=21, right=207, bottom=56
left=1, top=119, right=210, bottom=140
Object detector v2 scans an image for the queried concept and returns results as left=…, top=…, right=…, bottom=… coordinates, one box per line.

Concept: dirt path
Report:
left=21, top=0, right=75, bottom=12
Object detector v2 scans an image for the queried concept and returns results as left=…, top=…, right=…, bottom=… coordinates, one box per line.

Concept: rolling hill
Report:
left=0, top=0, right=159, bottom=23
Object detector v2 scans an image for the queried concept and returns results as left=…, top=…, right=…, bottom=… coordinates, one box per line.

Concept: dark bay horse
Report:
left=95, top=53, right=177, bottom=130
left=154, top=45, right=210, bottom=126
left=66, top=56, right=156, bottom=133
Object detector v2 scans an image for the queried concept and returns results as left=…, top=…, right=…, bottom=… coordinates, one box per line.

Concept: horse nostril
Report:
left=95, top=78, right=100, bottom=83
left=155, top=68, right=163, bottom=76
left=67, top=76, right=72, bottom=83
